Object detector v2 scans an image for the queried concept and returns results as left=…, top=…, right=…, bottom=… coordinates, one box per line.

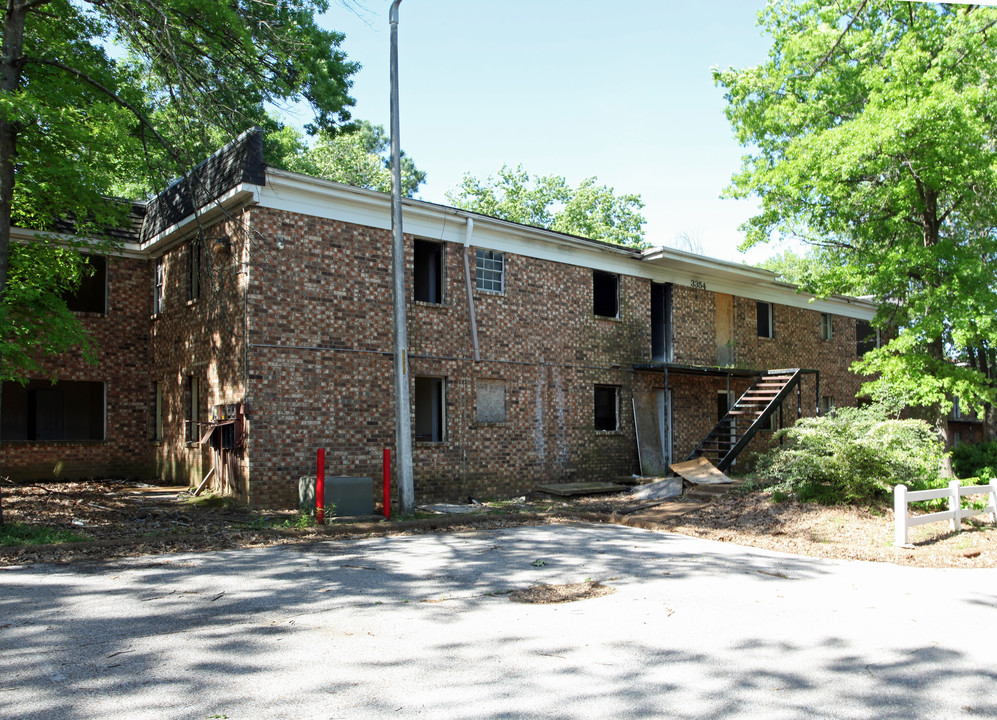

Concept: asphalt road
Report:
left=2, top=523, right=996, bottom=720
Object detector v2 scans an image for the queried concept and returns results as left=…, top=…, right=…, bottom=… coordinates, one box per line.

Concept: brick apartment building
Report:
left=2, top=130, right=881, bottom=508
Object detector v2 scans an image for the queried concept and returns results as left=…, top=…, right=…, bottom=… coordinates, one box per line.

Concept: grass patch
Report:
left=183, top=494, right=245, bottom=511
left=0, top=523, right=90, bottom=547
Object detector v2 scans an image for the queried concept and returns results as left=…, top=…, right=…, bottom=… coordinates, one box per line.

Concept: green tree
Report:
left=281, top=120, right=427, bottom=197
left=715, top=1, right=997, bottom=454
left=0, top=0, right=359, bottom=522
left=446, top=164, right=647, bottom=248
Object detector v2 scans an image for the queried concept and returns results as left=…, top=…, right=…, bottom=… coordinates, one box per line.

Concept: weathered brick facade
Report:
left=2, top=134, right=880, bottom=508
left=1, top=256, right=152, bottom=481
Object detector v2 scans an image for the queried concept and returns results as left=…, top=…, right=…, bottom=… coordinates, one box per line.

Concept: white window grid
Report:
left=475, top=249, right=504, bottom=293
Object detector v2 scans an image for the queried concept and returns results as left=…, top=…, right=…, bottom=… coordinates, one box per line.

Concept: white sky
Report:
left=285, top=1, right=786, bottom=264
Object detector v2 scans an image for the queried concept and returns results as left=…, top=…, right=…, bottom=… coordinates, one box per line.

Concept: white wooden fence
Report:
left=894, top=480, right=997, bottom=546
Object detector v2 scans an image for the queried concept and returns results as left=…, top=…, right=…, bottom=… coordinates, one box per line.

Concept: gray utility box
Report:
left=299, top=476, right=374, bottom=516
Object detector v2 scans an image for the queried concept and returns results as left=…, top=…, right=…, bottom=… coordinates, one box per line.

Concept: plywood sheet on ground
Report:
left=669, top=457, right=733, bottom=485
left=537, top=482, right=628, bottom=497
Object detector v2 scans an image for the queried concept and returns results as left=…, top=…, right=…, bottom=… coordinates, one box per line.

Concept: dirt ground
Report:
left=1, top=478, right=995, bottom=568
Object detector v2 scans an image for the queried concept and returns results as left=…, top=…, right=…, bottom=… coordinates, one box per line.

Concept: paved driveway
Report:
left=2, top=523, right=996, bottom=719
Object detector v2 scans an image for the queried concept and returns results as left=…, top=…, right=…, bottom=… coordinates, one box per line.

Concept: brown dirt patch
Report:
left=509, top=581, right=616, bottom=604
left=1, top=479, right=995, bottom=568
left=547, top=485, right=997, bottom=568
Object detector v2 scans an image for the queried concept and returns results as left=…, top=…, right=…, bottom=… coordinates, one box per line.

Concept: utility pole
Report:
left=389, top=0, right=415, bottom=514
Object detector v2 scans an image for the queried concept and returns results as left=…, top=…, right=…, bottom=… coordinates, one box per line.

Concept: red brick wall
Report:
left=1, top=255, right=153, bottom=481
left=148, top=214, right=250, bottom=493
left=243, top=208, right=645, bottom=508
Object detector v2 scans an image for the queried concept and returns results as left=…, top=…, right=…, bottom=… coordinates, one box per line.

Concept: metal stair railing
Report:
left=687, top=368, right=803, bottom=472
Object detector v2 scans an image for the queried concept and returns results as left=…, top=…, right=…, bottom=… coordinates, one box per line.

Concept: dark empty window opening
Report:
left=856, top=320, right=878, bottom=356
left=415, top=376, right=445, bottom=441
left=1, top=380, right=104, bottom=441
left=594, top=385, right=620, bottom=431
left=651, top=282, right=673, bottom=361
left=593, top=271, right=619, bottom=318
left=64, top=255, right=106, bottom=314
left=757, top=301, right=774, bottom=339
left=414, top=239, right=443, bottom=304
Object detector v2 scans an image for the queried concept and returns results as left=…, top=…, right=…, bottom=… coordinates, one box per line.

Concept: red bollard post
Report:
left=316, top=448, right=325, bottom=525
left=383, top=448, right=391, bottom=519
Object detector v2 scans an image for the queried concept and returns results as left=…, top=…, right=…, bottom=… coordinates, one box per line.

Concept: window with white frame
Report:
left=820, top=313, right=833, bottom=341
left=153, top=258, right=164, bottom=315
left=188, top=239, right=201, bottom=301
left=820, top=396, right=835, bottom=415
left=185, top=375, right=199, bottom=443
left=757, top=301, right=774, bottom=339
left=475, top=249, right=504, bottom=293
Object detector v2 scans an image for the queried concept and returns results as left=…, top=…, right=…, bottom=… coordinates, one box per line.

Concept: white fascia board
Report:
left=641, top=248, right=878, bottom=321
left=261, top=170, right=641, bottom=271
left=10, top=226, right=145, bottom=259
left=139, top=185, right=259, bottom=255
left=262, top=170, right=877, bottom=321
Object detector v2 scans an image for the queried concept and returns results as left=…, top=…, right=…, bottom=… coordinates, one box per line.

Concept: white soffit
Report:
left=261, top=170, right=878, bottom=321
left=10, top=226, right=145, bottom=259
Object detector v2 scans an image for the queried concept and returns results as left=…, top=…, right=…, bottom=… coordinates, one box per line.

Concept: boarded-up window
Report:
left=476, top=379, right=506, bottom=423
left=594, top=385, right=620, bottom=431
left=1, top=380, right=104, bottom=441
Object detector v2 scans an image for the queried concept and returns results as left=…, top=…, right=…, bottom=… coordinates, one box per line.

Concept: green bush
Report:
left=952, top=440, right=997, bottom=482
left=753, top=404, right=944, bottom=505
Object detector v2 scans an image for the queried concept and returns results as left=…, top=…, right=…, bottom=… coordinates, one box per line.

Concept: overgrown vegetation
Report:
left=952, top=441, right=997, bottom=484
left=753, top=404, right=944, bottom=505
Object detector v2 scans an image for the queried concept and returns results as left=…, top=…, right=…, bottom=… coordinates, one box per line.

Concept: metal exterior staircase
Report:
left=687, top=368, right=803, bottom=472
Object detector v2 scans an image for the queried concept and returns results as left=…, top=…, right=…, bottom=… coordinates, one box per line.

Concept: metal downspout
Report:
left=462, top=218, right=481, bottom=362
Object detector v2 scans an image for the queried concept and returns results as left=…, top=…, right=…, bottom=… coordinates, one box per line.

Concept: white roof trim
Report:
left=262, top=169, right=878, bottom=321
left=10, top=226, right=145, bottom=259
left=139, top=185, right=259, bottom=254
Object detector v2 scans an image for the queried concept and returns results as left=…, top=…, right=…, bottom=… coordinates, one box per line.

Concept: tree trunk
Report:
left=0, top=2, right=32, bottom=526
